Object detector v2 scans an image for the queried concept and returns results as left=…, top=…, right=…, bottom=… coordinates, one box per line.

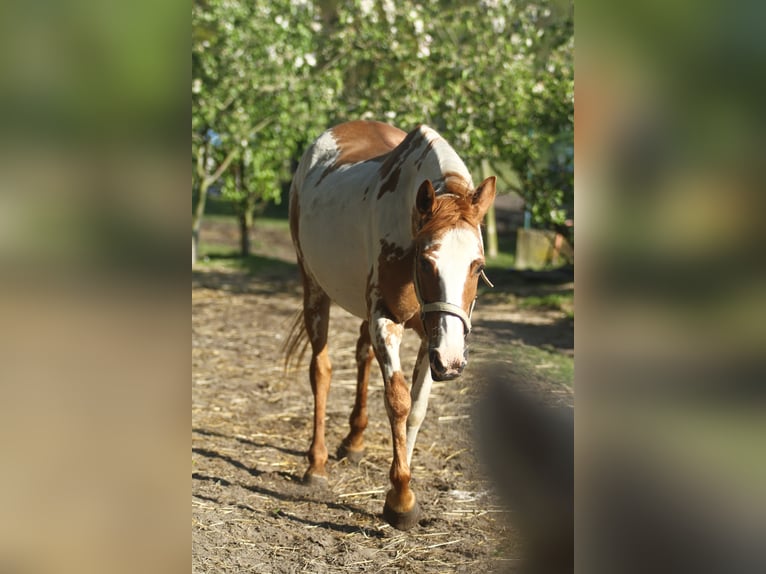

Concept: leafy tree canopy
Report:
left=192, top=0, right=573, bottom=232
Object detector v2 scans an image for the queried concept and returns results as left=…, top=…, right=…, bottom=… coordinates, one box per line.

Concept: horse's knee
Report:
left=385, top=372, right=410, bottom=419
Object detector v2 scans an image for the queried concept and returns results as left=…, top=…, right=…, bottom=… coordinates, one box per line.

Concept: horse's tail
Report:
left=283, top=307, right=309, bottom=372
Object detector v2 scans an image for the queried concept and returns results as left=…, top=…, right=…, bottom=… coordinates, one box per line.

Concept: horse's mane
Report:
left=417, top=176, right=479, bottom=239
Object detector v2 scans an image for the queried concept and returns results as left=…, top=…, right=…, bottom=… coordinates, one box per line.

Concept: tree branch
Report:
left=203, top=147, right=238, bottom=188
left=250, top=116, right=274, bottom=136
left=196, top=142, right=207, bottom=180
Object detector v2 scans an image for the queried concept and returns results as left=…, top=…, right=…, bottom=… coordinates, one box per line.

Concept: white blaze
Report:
left=428, top=227, right=482, bottom=366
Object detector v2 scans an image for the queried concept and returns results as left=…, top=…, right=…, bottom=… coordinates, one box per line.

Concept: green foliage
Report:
left=192, top=0, right=573, bottom=231
left=193, top=0, right=329, bottom=210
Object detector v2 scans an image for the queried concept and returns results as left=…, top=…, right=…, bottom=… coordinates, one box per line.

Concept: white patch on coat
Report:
left=307, top=131, right=341, bottom=176
left=371, top=317, right=402, bottom=380
left=416, top=126, right=474, bottom=188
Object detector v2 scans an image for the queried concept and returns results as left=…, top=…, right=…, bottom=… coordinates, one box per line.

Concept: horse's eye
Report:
left=420, top=257, right=431, bottom=272
left=475, top=264, right=485, bottom=276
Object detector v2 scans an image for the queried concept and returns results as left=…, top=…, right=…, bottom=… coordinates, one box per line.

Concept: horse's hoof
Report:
left=337, top=443, right=366, bottom=464
left=302, top=471, right=329, bottom=489
left=383, top=500, right=421, bottom=531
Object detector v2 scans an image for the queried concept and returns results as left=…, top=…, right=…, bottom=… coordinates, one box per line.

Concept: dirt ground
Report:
left=192, top=219, right=573, bottom=573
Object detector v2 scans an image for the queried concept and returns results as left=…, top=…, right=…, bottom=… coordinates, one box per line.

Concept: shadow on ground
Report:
left=480, top=316, right=574, bottom=351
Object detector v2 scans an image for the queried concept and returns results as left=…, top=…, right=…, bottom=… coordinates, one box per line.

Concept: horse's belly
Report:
left=298, top=208, right=369, bottom=319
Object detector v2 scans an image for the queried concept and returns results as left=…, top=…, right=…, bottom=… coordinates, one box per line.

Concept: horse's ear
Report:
left=416, top=179, right=436, bottom=216
left=472, top=176, right=496, bottom=220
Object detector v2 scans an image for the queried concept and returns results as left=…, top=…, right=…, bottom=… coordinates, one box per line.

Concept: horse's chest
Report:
left=374, top=244, right=420, bottom=323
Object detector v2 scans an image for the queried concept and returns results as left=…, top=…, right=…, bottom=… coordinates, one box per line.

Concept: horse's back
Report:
left=296, top=121, right=406, bottom=187
left=326, top=120, right=407, bottom=168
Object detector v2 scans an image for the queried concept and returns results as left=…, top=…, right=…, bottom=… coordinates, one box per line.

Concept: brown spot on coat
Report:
left=331, top=120, right=406, bottom=166
left=316, top=121, right=406, bottom=186
left=377, top=127, right=427, bottom=198
left=413, top=139, right=434, bottom=169
left=385, top=371, right=411, bottom=421
left=375, top=239, right=420, bottom=323
left=404, top=314, right=425, bottom=338
left=462, top=263, right=482, bottom=318
left=383, top=321, right=400, bottom=347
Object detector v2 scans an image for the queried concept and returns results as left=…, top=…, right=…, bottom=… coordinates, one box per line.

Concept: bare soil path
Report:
left=192, top=218, right=573, bottom=573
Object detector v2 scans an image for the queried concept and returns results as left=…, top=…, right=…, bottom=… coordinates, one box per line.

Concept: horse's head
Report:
left=413, top=176, right=496, bottom=381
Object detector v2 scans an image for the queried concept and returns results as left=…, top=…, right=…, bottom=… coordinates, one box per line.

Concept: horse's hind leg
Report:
left=302, top=277, right=332, bottom=487
left=338, top=321, right=373, bottom=464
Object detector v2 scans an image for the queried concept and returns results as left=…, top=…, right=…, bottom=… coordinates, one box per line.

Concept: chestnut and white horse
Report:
left=286, top=120, right=495, bottom=530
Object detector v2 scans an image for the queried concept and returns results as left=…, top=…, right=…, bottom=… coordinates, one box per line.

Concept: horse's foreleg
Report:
left=406, top=339, right=433, bottom=466
left=303, top=286, right=332, bottom=487
left=371, top=315, right=420, bottom=530
left=338, top=321, right=373, bottom=464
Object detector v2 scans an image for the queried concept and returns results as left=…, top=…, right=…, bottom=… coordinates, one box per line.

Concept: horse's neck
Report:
left=369, top=130, right=472, bottom=247
left=426, top=138, right=474, bottom=189
left=371, top=161, right=459, bottom=246
left=372, top=167, right=421, bottom=245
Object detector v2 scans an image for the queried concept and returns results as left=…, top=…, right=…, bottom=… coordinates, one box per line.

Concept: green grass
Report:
left=486, top=250, right=515, bottom=270
left=196, top=240, right=297, bottom=278
left=197, top=250, right=296, bottom=277
left=202, top=214, right=290, bottom=229
left=252, top=217, right=290, bottom=230
left=507, top=343, right=574, bottom=388
left=518, top=292, right=574, bottom=319
left=196, top=191, right=290, bottom=218
left=478, top=340, right=574, bottom=389
left=484, top=225, right=517, bottom=271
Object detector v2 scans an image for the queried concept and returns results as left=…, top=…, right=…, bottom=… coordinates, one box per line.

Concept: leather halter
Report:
left=420, top=299, right=474, bottom=334
left=413, top=246, right=476, bottom=335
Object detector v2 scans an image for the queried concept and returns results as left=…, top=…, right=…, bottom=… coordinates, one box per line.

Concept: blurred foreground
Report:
left=577, top=0, right=766, bottom=571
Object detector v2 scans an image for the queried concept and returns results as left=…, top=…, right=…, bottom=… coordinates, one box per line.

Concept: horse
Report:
left=286, top=120, right=496, bottom=530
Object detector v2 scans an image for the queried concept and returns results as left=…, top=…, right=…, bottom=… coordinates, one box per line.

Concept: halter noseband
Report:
left=419, top=300, right=474, bottom=334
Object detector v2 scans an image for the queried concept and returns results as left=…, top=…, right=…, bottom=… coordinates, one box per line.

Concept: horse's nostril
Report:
left=429, top=349, right=445, bottom=374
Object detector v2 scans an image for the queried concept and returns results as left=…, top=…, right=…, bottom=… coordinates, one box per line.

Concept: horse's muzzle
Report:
left=429, top=348, right=466, bottom=381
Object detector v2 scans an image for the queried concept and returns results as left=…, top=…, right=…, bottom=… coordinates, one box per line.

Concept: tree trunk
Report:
left=192, top=179, right=210, bottom=265
left=239, top=209, right=254, bottom=257
left=482, top=159, right=498, bottom=258
left=486, top=202, right=498, bottom=258
left=191, top=144, right=238, bottom=265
